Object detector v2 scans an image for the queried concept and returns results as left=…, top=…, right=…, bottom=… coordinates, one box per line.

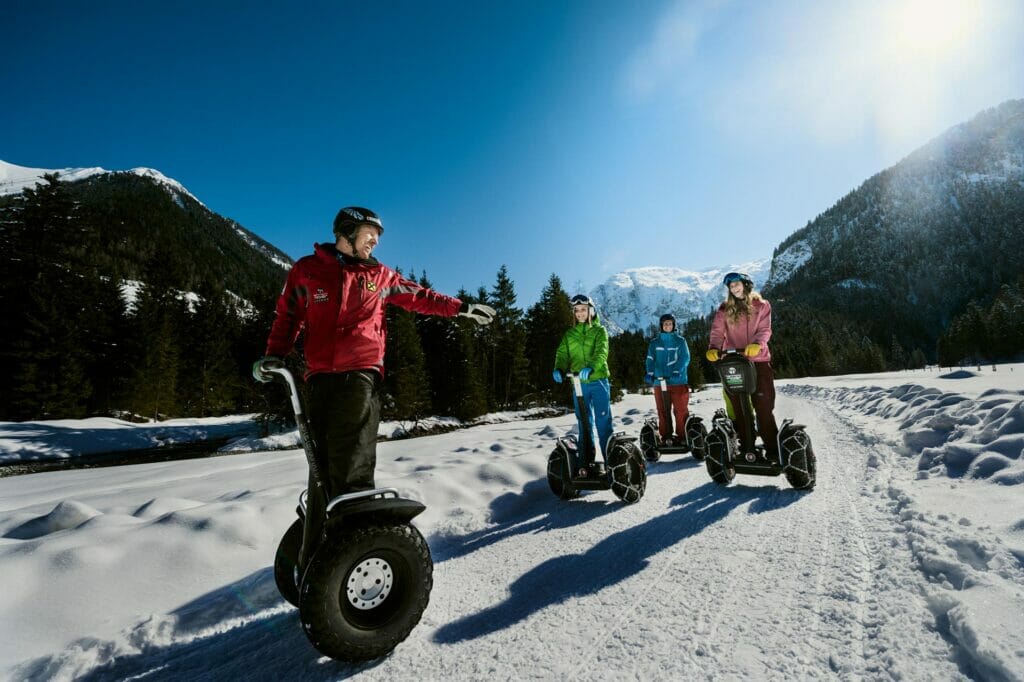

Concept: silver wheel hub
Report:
left=346, top=557, right=394, bottom=610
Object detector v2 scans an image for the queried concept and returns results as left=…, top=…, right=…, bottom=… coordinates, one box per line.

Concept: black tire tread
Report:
left=299, top=522, right=432, bottom=662
left=274, top=518, right=304, bottom=607
left=547, top=448, right=580, bottom=499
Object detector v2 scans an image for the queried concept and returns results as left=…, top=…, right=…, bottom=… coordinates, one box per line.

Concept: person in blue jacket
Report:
left=645, top=313, right=691, bottom=445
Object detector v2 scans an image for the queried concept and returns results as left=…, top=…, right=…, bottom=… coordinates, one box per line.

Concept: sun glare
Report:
left=889, top=0, right=977, bottom=56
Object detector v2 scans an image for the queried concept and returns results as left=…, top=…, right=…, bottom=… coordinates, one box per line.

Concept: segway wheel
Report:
left=687, top=421, right=708, bottom=462
left=639, top=423, right=660, bottom=462
left=783, top=429, right=817, bottom=491
left=547, top=448, right=580, bottom=499
left=299, top=522, right=433, bottom=662
left=704, top=430, right=735, bottom=485
left=274, top=518, right=304, bottom=607
left=608, top=441, right=646, bottom=504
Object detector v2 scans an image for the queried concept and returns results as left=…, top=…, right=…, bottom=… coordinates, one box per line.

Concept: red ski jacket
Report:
left=265, top=243, right=462, bottom=378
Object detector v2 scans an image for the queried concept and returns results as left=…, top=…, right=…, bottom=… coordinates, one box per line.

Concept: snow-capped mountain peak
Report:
left=0, top=159, right=107, bottom=196
left=127, top=167, right=206, bottom=208
left=0, top=159, right=204, bottom=209
left=590, top=258, right=772, bottom=334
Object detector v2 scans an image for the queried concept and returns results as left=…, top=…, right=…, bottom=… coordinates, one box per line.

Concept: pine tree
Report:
left=488, top=266, right=530, bottom=408
left=383, top=301, right=430, bottom=423
left=0, top=175, right=94, bottom=418
left=180, top=286, right=238, bottom=416
left=524, top=274, right=572, bottom=405
left=124, top=273, right=187, bottom=420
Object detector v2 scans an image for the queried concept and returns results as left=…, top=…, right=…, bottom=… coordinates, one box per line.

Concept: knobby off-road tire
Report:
left=274, top=518, right=304, bottom=607
left=547, top=448, right=580, bottom=500
left=298, top=522, right=433, bottom=662
left=608, top=441, right=646, bottom=504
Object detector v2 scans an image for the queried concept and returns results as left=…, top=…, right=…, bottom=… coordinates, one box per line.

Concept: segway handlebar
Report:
left=255, top=358, right=304, bottom=418
left=253, top=359, right=328, bottom=495
left=563, top=371, right=585, bottom=397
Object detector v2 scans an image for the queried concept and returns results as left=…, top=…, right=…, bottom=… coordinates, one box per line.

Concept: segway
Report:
left=638, top=376, right=707, bottom=463
left=256, top=359, right=432, bottom=662
left=546, top=371, right=647, bottom=503
left=704, top=350, right=816, bottom=490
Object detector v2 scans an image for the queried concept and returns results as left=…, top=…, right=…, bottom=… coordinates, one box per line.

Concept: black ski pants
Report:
left=307, top=370, right=382, bottom=499
left=297, top=370, right=381, bottom=570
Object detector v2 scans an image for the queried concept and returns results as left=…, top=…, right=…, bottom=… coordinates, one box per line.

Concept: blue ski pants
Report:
left=574, top=378, right=613, bottom=462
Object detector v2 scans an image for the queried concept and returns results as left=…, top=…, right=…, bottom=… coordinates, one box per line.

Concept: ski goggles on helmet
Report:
left=723, top=272, right=752, bottom=286
left=570, top=294, right=594, bottom=307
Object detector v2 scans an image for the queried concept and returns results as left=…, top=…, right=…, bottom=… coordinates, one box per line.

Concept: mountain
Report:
left=764, top=100, right=1024, bottom=355
left=0, top=160, right=295, bottom=421
left=590, top=259, right=772, bottom=334
left=0, top=160, right=292, bottom=307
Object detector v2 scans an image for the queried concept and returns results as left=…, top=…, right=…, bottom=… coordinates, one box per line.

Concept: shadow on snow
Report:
left=15, top=569, right=369, bottom=682
left=433, top=482, right=802, bottom=644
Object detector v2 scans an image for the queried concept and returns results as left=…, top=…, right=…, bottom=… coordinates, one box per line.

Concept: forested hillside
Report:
left=765, top=100, right=1024, bottom=368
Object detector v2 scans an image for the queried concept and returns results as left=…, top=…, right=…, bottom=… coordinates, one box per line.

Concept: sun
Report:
left=888, top=0, right=977, bottom=57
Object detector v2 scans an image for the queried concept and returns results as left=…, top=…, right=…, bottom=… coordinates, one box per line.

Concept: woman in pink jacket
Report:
left=705, top=272, right=779, bottom=458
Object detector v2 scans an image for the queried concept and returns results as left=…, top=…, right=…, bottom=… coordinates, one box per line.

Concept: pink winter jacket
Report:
left=709, top=298, right=773, bottom=363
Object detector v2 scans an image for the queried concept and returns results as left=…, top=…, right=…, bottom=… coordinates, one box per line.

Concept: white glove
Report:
left=458, top=302, right=496, bottom=325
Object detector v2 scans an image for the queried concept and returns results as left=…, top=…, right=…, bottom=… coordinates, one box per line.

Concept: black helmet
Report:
left=659, top=313, right=676, bottom=330
left=723, top=272, right=753, bottom=287
left=333, top=206, right=383, bottom=243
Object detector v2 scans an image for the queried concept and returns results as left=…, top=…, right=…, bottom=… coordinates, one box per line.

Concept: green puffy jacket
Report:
left=554, top=316, right=610, bottom=382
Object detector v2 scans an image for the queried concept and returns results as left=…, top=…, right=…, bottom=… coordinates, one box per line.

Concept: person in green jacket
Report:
left=553, top=294, right=613, bottom=465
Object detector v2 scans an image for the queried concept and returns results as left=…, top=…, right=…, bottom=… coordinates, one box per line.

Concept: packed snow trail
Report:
left=421, top=393, right=965, bottom=680
left=4, top=390, right=985, bottom=680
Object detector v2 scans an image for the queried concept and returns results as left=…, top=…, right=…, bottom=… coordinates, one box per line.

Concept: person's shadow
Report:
left=430, top=478, right=625, bottom=564
left=433, top=481, right=802, bottom=644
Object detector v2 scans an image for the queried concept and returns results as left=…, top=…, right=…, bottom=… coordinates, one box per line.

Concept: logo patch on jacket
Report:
left=313, top=288, right=329, bottom=303
left=365, top=280, right=377, bottom=292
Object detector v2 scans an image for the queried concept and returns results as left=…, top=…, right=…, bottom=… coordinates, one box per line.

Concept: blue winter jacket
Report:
left=645, top=332, right=690, bottom=386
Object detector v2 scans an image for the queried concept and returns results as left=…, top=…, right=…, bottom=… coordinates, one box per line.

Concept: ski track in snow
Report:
left=4, top=383, right=1020, bottom=680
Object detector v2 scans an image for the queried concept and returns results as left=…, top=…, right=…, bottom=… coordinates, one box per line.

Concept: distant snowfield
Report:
left=1, top=366, right=1022, bottom=680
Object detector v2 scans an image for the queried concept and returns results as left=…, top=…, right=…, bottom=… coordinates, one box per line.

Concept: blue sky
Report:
left=3, top=0, right=1022, bottom=304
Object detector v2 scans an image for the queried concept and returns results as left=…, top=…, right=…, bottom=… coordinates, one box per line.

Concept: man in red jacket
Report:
left=254, top=206, right=494, bottom=504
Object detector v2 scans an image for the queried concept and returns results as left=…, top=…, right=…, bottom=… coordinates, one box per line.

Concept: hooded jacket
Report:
left=646, top=331, right=691, bottom=385
left=553, top=313, right=610, bottom=382
left=709, top=297, right=772, bottom=363
left=266, top=243, right=462, bottom=377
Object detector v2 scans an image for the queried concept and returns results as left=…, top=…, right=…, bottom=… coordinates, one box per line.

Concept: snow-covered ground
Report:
left=1, top=366, right=1022, bottom=680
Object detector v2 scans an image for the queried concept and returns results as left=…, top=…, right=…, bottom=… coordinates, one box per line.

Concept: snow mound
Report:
left=3, top=501, right=101, bottom=540
left=785, top=383, right=1024, bottom=483
left=783, top=378, right=1024, bottom=681
left=133, top=498, right=205, bottom=519
left=939, top=370, right=978, bottom=379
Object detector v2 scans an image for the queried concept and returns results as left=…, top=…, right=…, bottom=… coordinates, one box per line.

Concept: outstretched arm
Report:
left=383, top=271, right=463, bottom=317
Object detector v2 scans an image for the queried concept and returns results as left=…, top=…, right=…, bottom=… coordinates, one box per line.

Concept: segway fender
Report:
left=325, top=498, right=426, bottom=530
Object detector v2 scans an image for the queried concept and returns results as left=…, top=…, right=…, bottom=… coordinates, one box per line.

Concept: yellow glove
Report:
left=705, top=349, right=720, bottom=362
left=744, top=343, right=761, bottom=357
